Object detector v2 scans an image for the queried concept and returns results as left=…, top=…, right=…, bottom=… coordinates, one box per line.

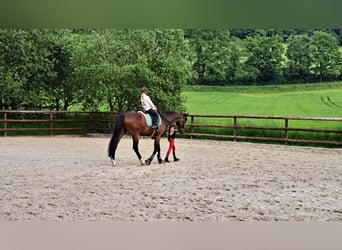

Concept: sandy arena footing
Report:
left=1, top=136, right=341, bottom=221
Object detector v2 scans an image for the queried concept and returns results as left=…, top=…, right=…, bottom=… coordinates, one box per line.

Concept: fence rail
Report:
left=0, top=110, right=119, bottom=136
left=1, top=110, right=342, bottom=146
left=185, top=114, right=342, bottom=146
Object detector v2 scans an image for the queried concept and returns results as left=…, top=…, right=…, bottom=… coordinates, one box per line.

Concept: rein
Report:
left=158, top=111, right=182, bottom=126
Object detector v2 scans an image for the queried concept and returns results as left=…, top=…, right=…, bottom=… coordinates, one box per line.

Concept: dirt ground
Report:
left=1, top=136, right=342, bottom=221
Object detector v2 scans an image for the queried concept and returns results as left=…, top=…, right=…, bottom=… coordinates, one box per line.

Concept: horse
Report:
left=108, top=110, right=188, bottom=166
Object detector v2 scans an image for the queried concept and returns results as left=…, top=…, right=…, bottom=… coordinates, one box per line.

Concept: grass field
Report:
left=183, top=82, right=342, bottom=118
left=182, top=82, right=342, bottom=144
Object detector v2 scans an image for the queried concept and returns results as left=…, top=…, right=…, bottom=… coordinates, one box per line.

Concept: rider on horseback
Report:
left=141, top=87, right=159, bottom=136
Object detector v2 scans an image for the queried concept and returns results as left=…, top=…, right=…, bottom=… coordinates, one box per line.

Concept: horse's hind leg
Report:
left=132, top=136, right=145, bottom=166
left=108, top=129, right=125, bottom=166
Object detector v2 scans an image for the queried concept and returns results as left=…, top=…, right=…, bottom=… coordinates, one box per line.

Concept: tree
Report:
left=141, top=29, right=191, bottom=111
left=0, top=29, right=57, bottom=109
left=43, top=29, right=81, bottom=110
left=229, top=29, right=267, bottom=39
left=310, top=31, right=341, bottom=82
left=285, top=34, right=312, bottom=82
left=327, top=29, right=342, bottom=46
left=225, top=37, right=245, bottom=84
left=71, top=29, right=191, bottom=112
left=244, top=35, right=284, bottom=83
left=70, top=30, right=120, bottom=111
left=185, top=29, right=231, bottom=84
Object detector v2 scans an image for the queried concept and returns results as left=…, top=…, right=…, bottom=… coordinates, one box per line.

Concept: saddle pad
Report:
left=138, top=111, right=161, bottom=127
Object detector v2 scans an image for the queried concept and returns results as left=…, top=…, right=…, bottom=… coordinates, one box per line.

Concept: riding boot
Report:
left=173, top=155, right=180, bottom=162
left=164, top=156, right=170, bottom=163
left=152, top=119, right=158, bottom=128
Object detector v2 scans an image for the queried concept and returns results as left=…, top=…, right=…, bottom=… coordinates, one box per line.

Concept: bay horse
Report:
left=108, top=111, right=188, bottom=166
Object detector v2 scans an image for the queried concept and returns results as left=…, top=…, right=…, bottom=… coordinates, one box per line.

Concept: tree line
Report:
left=186, top=29, right=342, bottom=85
left=1, top=29, right=341, bottom=112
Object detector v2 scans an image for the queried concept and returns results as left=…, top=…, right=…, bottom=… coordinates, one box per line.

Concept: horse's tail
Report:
left=108, top=113, right=125, bottom=159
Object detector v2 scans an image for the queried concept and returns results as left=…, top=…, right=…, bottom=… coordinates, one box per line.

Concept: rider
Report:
left=140, top=87, right=159, bottom=136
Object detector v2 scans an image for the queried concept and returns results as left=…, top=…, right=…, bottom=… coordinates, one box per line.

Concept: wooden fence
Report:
left=185, top=114, right=342, bottom=146
left=0, top=110, right=119, bottom=136
left=1, top=110, right=342, bottom=146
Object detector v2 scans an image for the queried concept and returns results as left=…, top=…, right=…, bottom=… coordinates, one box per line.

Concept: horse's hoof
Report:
left=140, top=159, right=146, bottom=166
left=111, top=159, right=117, bottom=166
left=158, top=159, right=163, bottom=164
left=145, top=159, right=151, bottom=165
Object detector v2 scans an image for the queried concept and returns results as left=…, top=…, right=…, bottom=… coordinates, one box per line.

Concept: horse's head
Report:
left=159, top=111, right=188, bottom=134
left=176, top=113, right=188, bottom=134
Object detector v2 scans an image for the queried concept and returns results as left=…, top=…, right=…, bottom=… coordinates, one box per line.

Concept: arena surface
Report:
left=1, top=136, right=341, bottom=221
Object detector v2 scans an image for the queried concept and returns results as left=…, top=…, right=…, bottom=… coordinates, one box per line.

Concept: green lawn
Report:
left=183, top=82, right=342, bottom=118
left=182, top=83, right=342, bottom=141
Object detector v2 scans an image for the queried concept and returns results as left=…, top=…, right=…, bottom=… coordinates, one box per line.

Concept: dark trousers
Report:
left=146, top=109, right=158, bottom=126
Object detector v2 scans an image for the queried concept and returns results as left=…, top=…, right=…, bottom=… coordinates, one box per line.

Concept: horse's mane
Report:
left=159, top=110, right=181, bottom=115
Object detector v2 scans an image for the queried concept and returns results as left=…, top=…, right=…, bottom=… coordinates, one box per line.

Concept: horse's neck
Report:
left=160, top=111, right=180, bottom=124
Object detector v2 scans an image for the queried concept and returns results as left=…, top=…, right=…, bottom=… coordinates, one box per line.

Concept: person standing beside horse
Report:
left=140, top=87, right=159, bottom=136
left=164, top=123, right=180, bottom=163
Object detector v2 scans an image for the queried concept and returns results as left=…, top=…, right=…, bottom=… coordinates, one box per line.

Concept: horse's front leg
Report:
left=145, top=139, right=162, bottom=165
left=145, top=150, right=156, bottom=165
left=132, top=137, right=145, bottom=166
left=156, top=140, right=163, bottom=164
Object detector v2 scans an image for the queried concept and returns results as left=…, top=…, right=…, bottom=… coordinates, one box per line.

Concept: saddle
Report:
left=138, top=111, right=161, bottom=127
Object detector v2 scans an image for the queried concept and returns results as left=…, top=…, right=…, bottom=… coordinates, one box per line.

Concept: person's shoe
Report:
left=173, top=157, right=180, bottom=162
left=164, top=157, right=170, bottom=163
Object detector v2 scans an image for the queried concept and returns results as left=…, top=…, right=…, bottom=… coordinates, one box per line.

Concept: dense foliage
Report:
left=1, top=29, right=341, bottom=111
left=186, top=29, right=342, bottom=85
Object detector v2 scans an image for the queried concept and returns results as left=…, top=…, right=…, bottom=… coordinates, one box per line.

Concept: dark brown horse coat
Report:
left=108, top=111, right=188, bottom=166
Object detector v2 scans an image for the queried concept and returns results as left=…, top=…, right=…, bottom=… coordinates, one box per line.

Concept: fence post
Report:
left=3, top=112, right=7, bottom=137
left=233, top=116, right=237, bottom=142
left=284, top=118, right=289, bottom=145
left=190, top=115, right=194, bottom=139
left=50, top=112, right=53, bottom=136
left=89, top=112, right=93, bottom=133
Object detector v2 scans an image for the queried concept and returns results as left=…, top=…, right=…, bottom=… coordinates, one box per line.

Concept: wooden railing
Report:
left=185, top=114, right=342, bottom=146
left=1, top=110, right=342, bottom=146
left=0, top=110, right=119, bottom=136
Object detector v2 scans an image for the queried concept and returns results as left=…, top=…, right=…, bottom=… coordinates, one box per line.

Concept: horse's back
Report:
left=123, top=111, right=143, bottom=119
